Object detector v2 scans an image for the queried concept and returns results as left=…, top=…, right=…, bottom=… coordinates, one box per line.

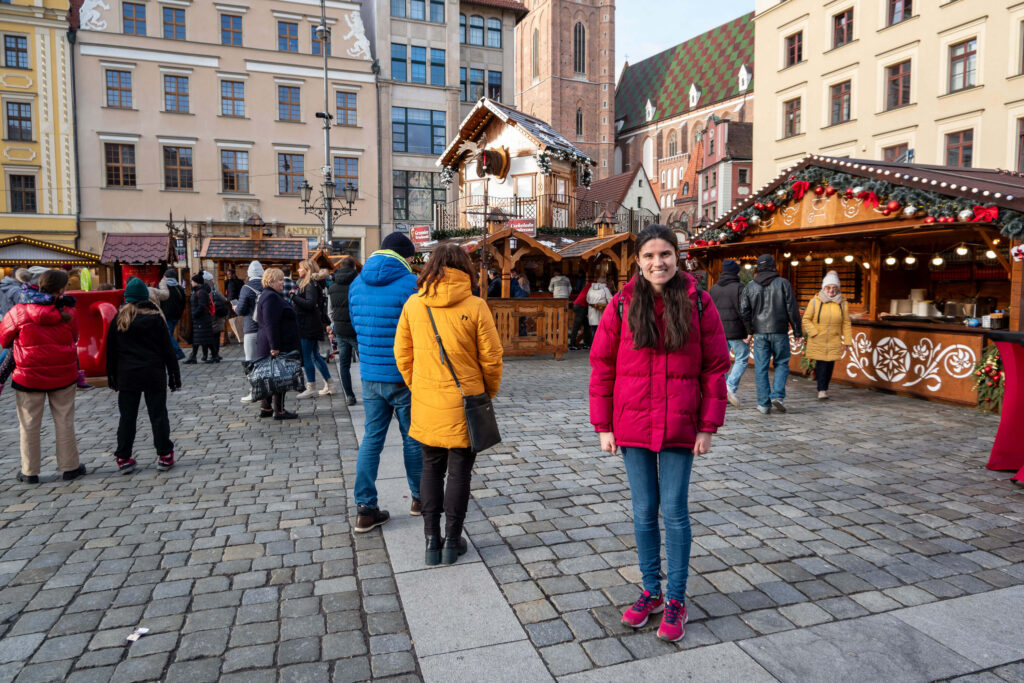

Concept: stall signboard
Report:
left=508, top=219, right=536, bottom=237
left=286, top=226, right=321, bottom=238
left=410, top=225, right=432, bottom=244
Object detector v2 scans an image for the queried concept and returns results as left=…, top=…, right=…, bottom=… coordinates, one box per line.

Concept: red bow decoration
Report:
left=693, top=239, right=707, bottom=247
left=857, top=191, right=880, bottom=209
left=791, top=181, right=810, bottom=200
left=970, top=206, right=998, bottom=223
left=733, top=216, right=749, bottom=231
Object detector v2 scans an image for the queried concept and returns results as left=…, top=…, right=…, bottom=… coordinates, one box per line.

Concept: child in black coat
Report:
left=106, top=278, right=182, bottom=473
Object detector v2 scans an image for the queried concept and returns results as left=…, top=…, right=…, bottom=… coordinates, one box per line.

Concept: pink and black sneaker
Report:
left=157, top=452, right=174, bottom=472
left=116, top=457, right=136, bottom=475
left=657, top=599, right=688, bottom=642
left=621, top=590, right=664, bottom=628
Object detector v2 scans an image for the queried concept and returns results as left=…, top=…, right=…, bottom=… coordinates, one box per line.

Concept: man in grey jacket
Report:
left=740, top=254, right=802, bottom=415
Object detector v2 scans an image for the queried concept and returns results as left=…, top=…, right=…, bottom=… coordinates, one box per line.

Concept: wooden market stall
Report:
left=99, top=233, right=177, bottom=287
left=557, top=211, right=637, bottom=290
left=0, top=235, right=100, bottom=283
left=688, top=155, right=1024, bottom=407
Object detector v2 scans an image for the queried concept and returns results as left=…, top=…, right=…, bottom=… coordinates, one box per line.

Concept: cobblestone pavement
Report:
left=0, top=346, right=1022, bottom=682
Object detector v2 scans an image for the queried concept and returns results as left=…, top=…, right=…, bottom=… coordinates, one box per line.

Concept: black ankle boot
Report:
left=425, top=535, right=442, bottom=566
left=442, top=535, right=468, bottom=565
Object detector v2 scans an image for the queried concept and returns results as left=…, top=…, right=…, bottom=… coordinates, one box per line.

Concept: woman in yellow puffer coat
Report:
left=395, top=243, right=503, bottom=566
left=802, top=270, right=852, bottom=400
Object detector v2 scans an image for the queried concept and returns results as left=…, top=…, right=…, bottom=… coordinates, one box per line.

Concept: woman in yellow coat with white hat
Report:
left=802, top=270, right=852, bottom=400
left=395, top=243, right=503, bottom=566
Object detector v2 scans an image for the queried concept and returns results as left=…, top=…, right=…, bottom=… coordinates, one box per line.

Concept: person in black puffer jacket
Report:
left=327, top=256, right=359, bottom=405
left=159, top=269, right=187, bottom=360
left=185, top=273, right=217, bottom=364
left=106, top=278, right=182, bottom=474
left=709, top=259, right=749, bottom=408
left=739, top=254, right=803, bottom=415
left=292, top=258, right=333, bottom=398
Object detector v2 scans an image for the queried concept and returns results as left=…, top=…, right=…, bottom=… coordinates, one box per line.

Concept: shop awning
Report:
left=0, top=236, right=100, bottom=267
left=101, top=233, right=175, bottom=264
left=201, top=238, right=308, bottom=262
left=557, top=233, right=634, bottom=260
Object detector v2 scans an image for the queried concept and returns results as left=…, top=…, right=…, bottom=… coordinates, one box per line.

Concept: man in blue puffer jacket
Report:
left=348, top=232, right=422, bottom=533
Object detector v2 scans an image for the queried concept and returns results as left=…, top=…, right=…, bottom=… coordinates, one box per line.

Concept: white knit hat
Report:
left=822, top=270, right=841, bottom=288
left=247, top=260, right=264, bottom=280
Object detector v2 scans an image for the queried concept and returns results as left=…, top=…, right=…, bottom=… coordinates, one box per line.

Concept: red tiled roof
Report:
left=577, top=168, right=641, bottom=206
left=461, top=0, right=527, bottom=15
left=100, top=233, right=174, bottom=264
left=615, top=12, right=754, bottom=133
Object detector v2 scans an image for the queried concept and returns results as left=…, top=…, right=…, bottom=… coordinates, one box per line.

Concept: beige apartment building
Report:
left=753, top=0, right=1024, bottom=187
left=72, top=0, right=379, bottom=260
left=367, top=0, right=523, bottom=239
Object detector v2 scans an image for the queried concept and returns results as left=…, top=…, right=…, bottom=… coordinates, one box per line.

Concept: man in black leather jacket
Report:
left=739, top=254, right=802, bottom=414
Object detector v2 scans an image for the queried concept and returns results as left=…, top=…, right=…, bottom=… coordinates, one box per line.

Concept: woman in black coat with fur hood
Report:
left=185, top=273, right=218, bottom=364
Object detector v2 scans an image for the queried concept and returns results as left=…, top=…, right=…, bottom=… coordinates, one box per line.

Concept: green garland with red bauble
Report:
left=691, top=165, right=1024, bottom=247
left=973, top=344, right=1004, bottom=413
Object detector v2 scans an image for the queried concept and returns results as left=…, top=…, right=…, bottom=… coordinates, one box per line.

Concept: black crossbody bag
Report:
left=426, top=307, right=501, bottom=453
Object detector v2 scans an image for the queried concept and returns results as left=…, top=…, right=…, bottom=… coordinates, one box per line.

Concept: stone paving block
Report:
left=0, top=633, right=44, bottom=663
left=419, top=640, right=553, bottom=683
left=562, top=642, right=778, bottom=683
left=278, top=637, right=321, bottom=665
left=539, top=641, right=592, bottom=676
left=582, top=637, right=633, bottom=666
left=525, top=618, right=573, bottom=647
left=370, top=651, right=416, bottom=678
left=322, top=631, right=367, bottom=659
left=164, top=658, right=222, bottom=683
left=13, top=659, right=73, bottom=683
left=111, top=653, right=169, bottom=682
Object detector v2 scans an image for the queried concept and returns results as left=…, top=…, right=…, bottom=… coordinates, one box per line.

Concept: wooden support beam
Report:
left=502, top=236, right=512, bottom=298
left=868, top=240, right=881, bottom=320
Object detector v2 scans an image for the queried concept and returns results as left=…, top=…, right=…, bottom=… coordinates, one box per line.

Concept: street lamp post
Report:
left=298, top=0, right=357, bottom=252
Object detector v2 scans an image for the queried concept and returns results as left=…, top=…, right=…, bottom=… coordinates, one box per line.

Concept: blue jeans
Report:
left=752, top=333, right=791, bottom=407
left=354, top=381, right=422, bottom=509
left=300, top=338, right=331, bottom=383
left=726, top=339, right=750, bottom=393
left=622, top=447, right=694, bottom=602
left=334, top=334, right=358, bottom=398
left=167, top=319, right=184, bottom=359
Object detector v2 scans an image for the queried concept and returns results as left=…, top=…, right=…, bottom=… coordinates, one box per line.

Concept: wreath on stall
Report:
left=973, top=344, right=1004, bottom=413
left=690, top=164, right=1024, bottom=247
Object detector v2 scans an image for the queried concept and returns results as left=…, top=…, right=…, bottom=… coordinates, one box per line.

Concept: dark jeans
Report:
left=815, top=360, right=836, bottom=391
left=354, top=381, right=422, bottom=509
left=115, top=388, right=172, bottom=460
left=569, top=305, right=591, bottom=347
left=420, top=445, right=477, bottom=539
left=300, top=338, right=331, bottom=382
left=188, top=342, right=218, bottom=361
left=261, top=392, right=285, bottom=413
left=335, top=336, right=358, bottom=398
left=752, top=332, right=791, bottom=407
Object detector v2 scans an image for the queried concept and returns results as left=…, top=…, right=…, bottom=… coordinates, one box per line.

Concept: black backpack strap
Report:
left=617, top=296, right=624, bottom=320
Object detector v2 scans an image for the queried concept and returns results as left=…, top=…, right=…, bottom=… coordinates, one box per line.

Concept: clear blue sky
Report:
left=616, top=0, right=755, bottom=80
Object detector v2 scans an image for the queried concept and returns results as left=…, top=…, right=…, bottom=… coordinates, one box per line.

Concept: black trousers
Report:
left=569, top=305, right=591, bottom=347
left=116, top=388, right=173, bottom=460
left=188, top=343, right=218, bottom=360
left=815, top=360, right=836, bottom=391
left=420, top=446, right=477, bottom=539
left=261, top=392, right=285, bottom=413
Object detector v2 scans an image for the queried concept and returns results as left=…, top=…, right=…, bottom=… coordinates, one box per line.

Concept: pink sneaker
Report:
left=621, top=590, right=664, bottom=628
left=657, top=599, right=688, bottom=642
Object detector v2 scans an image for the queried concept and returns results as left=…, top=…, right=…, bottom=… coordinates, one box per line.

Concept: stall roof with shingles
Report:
left=705, top=154, right=1024, bottom=235
left=615, top=12, right=754, bottom=134
left=0, top=236, right=99, bottom=265
left=201, top=238, right=308, bottom=261
left=557, top=233, right=633, bottom=260
left=439, top=98, right=593, bottom=168
left=577, top=167, right=644, bottom=206
left=101, top=233, right=175, bottom=264
left=461, top=0, right=527, bottom=17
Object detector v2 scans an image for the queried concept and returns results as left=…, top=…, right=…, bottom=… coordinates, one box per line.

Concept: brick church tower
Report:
left=516, top=0, right=616, bottom=180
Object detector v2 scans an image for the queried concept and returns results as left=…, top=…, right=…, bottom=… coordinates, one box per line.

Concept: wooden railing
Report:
left=487, top=298, right=569, bottom=358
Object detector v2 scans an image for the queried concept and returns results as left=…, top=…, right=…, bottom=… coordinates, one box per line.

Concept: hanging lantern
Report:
left=903, top=253, right=918, bottom=270
left=957, top=209, right=974, bottom=222
left=844, top=254, right=855, bottom=263
left=929, top=254, right=946, bottom=271
left=782, top=251, right=791, bottom=258
left=884, top=255, right=899, bottom=270
left=902, top=205, right=917, bottom=218
left=790, top=260, right=799, bottom=267
left=824, top=256, right=835, bottom=265
left=954, top=243, right=970, bottom=256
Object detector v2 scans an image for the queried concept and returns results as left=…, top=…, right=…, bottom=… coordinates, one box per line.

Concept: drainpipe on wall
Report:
left=372, top=58, right=383, bottom=250
left=66, top=26, right=83, bottom=250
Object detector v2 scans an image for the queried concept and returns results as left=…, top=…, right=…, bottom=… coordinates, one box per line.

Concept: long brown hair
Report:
left=417, top=243, right=474, bottom=297
left=116, top=302, right=161, bottom=332
left=627, top=225, right=692, bottom=352
left=297, top=258, right=319, bottom=290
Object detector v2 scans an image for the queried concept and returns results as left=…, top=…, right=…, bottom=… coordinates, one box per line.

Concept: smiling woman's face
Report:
left=636, top=238, right=678, bottom=291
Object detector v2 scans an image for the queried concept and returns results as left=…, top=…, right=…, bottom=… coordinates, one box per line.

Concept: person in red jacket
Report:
left=0, top=269, right=86, bottom=484
left=589, top=225, right=729, bottom=643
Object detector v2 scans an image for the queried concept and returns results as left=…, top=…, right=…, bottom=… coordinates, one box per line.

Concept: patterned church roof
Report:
left=615, top=12, right=754, bottom=133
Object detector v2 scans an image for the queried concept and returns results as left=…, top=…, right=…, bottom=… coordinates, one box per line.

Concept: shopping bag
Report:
left=245, top=351, right=304, bottom=402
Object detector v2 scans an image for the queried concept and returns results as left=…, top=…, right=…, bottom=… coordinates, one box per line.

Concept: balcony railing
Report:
left=433, top=193, right=658, bottom=239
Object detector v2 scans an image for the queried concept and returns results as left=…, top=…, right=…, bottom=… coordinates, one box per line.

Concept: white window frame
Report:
left=938, top=19, right=985, bottom=96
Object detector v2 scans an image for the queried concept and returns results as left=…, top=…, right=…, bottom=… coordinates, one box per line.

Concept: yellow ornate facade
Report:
left=0, top=0, right=76, bottom=246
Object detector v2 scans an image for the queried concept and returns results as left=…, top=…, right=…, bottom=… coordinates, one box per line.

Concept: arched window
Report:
left=667, top=131, right=678, bottom=157
left=486, top=18, right=501, bottom=48
left=573, top=22, right=586, bottom=74
left=614, top=146, right=623, bottom=174
left=679, top=127, right=688, bottom=154
left=469, top=15, right=484, bottom=46
left=459, top=14, right=466, bottom=44
left=575, top=108, right=583, bottom=137
left=532, top=28, right=539, bottom=80
left=642, top=137, right=654, bottom=176
left=682, top=181, right=689, bottom=195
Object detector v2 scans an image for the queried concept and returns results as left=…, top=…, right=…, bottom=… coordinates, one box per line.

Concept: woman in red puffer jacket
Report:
left=0, top=269, right=85, bottom=484
left=589, top=225, right=729, bottom=644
